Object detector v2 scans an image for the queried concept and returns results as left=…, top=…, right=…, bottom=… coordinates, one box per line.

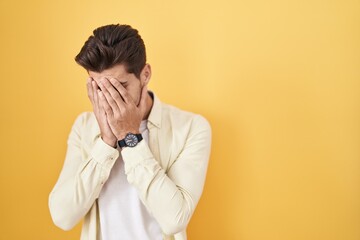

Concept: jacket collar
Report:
left=147, top=91, right=162, bottom=129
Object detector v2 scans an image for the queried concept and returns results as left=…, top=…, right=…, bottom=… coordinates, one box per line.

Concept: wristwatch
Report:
left=118, top=133, right=143, bottom=148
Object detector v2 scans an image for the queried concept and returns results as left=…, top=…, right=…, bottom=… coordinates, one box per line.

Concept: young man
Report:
left=49, top=24, right=211, bottom=240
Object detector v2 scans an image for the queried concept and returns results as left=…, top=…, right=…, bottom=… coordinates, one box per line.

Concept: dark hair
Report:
left=75, top=24, right=146, bottom=78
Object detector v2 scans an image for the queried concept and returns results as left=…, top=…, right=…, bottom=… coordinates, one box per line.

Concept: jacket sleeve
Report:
left=121, top=114, right=212, bottom=236
left=48, top=112, right=119, bottom=231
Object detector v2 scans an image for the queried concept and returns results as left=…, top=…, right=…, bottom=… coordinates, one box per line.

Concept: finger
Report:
left=108, top=77, right=133, bottom=104
left=86, top=77, right=94, bottom=104
left=97, top=89, right=114, bottom=117
left=98, top=81, right=121, bottom=112
left=97, top=93, right=107, bottom=116
left=138, top=85, right=148, bottom=113
left=99, top=78, right=125, bottom=109
left=92, top=80, right=99, bottom=108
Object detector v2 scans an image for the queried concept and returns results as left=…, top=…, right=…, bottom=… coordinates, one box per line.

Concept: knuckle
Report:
left=128, top=104, right=135, bottom=110
left=102, top=80, right=109, bottom=87
left=104, top=105, right=111, bottom=112
left=108, top=97, right=116, bottom=104
left=114, top=112, right=120, bottom=118
left=113, top=94, right=121, bottom=102
left=122, top=92, right=130, bottom=100
left=119, top=107, right=126, bottom=114
left=113, top=80, right=121, bottom=87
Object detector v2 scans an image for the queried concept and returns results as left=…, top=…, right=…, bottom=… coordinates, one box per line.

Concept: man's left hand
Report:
left=97, top=77, right=148, bottom=140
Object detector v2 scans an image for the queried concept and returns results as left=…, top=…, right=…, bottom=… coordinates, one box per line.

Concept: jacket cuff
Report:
left=121, top=140, right=158, bottom=175
left=90, top=137, right=119, bottom=169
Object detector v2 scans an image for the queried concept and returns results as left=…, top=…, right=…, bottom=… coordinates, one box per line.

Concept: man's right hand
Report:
left=87, top=77, right=117, bottom=148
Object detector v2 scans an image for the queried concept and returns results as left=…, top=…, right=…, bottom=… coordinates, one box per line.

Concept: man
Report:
left=49, top=24, right=211, bottom=240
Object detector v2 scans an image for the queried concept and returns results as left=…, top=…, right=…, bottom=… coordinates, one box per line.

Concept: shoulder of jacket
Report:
left=72, top=111, right=96, bottom=129
left=161, top=103, right=211, bottom=130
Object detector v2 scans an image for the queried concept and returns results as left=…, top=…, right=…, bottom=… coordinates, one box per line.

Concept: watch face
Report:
left=125, top=134, right=139, bottom=147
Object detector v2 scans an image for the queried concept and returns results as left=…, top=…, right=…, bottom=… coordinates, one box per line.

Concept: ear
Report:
left=140, top=63, right=152, bottom=86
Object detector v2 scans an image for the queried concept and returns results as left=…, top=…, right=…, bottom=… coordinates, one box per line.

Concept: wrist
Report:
left=117, top=130, right=140, bottom=140
left=101, top=136, right=117, bottom=148
left=118, top=133, right=143, bottom=148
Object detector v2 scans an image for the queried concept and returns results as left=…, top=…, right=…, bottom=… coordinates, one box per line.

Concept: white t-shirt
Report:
left=98, top=120, right=163, bottom=240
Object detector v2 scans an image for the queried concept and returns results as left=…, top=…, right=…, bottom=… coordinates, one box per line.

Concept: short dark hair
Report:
left=75, top=24, right=146, bottom=78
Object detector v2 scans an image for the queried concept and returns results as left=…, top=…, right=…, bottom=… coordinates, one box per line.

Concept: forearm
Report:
left=122, top=137, right=210, bottom=235
left=49, top=137, right=119, bottom=230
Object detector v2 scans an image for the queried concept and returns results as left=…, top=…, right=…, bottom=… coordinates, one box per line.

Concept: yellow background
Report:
left=0, top=0, right=359, bottom=239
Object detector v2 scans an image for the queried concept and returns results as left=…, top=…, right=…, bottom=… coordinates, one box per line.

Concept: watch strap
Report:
left=118, top=133, right=143, bottom=148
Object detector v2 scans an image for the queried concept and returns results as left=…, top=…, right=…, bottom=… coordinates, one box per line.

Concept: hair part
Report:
left=75, top=24, right=146, bottom=78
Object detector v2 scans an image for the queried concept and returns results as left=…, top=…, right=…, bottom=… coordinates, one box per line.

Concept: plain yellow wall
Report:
left=0, top=0, right=359, bottom=239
